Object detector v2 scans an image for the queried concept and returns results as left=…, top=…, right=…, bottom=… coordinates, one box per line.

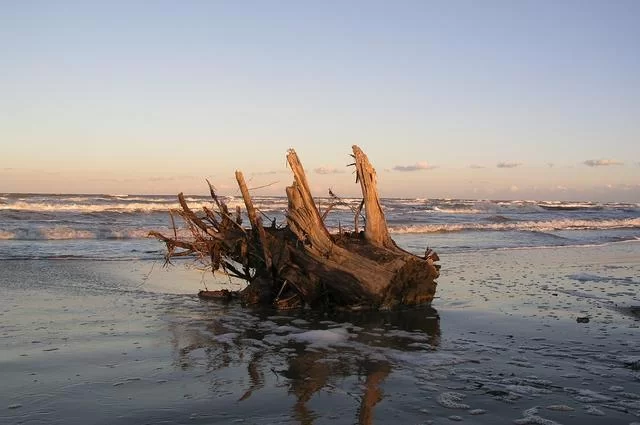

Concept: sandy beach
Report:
left=2, top=241, right=639, bottom=424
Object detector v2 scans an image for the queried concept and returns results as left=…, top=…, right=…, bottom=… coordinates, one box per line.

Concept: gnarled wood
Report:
left=151, top=146, right=440, bottom=310
left=235, top=171, right=272, bottom=272
left=352, top=145, right=395, bottom=249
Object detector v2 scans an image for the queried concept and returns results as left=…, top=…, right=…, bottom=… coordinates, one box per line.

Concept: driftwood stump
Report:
left=150, top=146, right=440, bottom=310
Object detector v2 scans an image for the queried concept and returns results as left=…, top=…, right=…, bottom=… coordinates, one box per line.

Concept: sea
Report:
left=2, top=193, right=640, bottom=424
left=1, top=193, right=638, bottom=260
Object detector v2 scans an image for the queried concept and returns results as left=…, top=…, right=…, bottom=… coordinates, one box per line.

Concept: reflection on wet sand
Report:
left=357, top=360, right=391, bottom=425
left=168, top=304, right=441, bottom=424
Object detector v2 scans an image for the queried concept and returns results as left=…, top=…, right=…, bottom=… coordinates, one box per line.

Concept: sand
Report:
left=1, top=242, right=639, bottom=424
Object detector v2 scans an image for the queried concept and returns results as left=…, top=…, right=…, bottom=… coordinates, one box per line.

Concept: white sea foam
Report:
left=0, top=198, right=291, bottom=214
left=432, top=206, right=484, bottom=214
left=0, top=200, right=201, bottom=213
left=40, top=227, right=96, bottom=240
left=538, top=201, right=603, bottom=209
left=288, top=328, right=351, bottom=348
left=0, top=227, right=169, bottom=240
left=389, top=218, right=640, bottom=234
left=437, top=392, right=470, bottom=409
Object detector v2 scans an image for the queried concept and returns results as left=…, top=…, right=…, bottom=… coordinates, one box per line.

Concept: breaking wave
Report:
left=389, top=218, right=640, bottom=234
left=1, top=195, right=637, bottom=216
left=2, top=219, right=639, bottom=241
left=0, top=199, right=291, bottom=214
left=1, top=195, right=638, bottom=256
left=0, top=227, right=178, bottom=241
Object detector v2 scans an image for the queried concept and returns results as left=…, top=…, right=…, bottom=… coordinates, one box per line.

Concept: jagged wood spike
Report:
left=351, top=146, right=394, bottom=249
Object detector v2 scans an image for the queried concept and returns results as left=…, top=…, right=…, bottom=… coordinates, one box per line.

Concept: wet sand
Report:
left=1, top=242, right=639, bottom=424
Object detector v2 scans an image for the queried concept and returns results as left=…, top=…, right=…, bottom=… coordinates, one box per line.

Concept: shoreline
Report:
left=1, top=243, right=639, bottom=424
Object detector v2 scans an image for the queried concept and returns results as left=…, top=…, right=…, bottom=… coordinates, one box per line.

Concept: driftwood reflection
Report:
left=168, top=304, right=440, bottom=424
left=358, top=360, right=391, bottom=425
left=238, top=350, right=264, bottom=401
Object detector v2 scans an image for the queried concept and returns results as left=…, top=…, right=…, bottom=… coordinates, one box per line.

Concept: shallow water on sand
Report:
left=1, top=243, right=639, bottom=424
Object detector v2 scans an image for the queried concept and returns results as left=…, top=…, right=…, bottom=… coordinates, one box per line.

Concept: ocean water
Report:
left=1, top=193, right=639, bottom=260
left=2, top=193, right=640, bottom=424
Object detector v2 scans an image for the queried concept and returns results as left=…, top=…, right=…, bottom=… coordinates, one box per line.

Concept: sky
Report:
left=1, top=1, right=639, bottom=201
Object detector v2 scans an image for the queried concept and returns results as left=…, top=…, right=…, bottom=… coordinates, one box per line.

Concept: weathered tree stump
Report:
left=150, top=146, right=440, bottom=310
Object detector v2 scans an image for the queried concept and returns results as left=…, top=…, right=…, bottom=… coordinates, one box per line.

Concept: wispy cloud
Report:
left=583, top=159, right=623, bottom=167
left=468, top=164, right=485, bottom=169
left=251, top=170, right=281, bottom=176
left=314, top=166, right=344, bottom=175
left=149, top=175, right=196, bottom=182
left=392, top=161, right=437, bottom=172
left=496, top=162, right=522, bottom=169
left=89, top=177, right=134, bottom=183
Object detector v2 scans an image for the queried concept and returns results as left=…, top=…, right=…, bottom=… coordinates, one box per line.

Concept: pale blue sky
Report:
left=1, top=1, right=639, bottom=200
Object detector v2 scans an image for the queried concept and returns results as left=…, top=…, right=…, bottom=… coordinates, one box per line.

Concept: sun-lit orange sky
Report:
left=1, top=1, right=639, bottom=201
